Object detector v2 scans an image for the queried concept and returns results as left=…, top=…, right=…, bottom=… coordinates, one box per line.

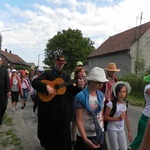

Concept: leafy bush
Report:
left=120, top=74, right=147, bottom=105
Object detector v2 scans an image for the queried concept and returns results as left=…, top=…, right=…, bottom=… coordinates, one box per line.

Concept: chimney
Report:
left=5, top=49, right=7, bottom=52
left=9, top=50, right=11, bottom=53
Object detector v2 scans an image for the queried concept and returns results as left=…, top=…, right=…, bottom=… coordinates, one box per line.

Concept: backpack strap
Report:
left=109, top=99, right=117, bottom=117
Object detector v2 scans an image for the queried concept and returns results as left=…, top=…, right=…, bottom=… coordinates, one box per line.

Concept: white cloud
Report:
left=0, top=0, right=150, bottom=66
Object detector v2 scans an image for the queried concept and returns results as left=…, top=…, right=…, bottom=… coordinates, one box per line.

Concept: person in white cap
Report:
left=30, top=66, right=44, bottom=117
left=104, top=81, right=132, bottom=150
left=10, top=69, right=22, bottom=112
left=74, top=67, right=108, bottom=150
left=71, top=61, right=84, bottom=79
left=7, top=68, right=12, bottom=78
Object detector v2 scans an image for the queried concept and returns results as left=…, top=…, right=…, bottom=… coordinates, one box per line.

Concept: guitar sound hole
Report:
left=55, top=84, right=59, bottom=89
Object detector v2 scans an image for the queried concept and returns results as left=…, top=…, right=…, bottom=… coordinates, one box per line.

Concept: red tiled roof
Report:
left=1, top=50, right=28, bottom=66
left=88, top=21, right=150, bottom=58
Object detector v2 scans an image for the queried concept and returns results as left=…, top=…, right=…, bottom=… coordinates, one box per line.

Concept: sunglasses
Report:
left=95, top=81, right=103, bottom=84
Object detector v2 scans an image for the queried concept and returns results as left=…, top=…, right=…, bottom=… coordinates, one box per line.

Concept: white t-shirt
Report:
left=11, top=78, right=19, bottom=92
left=21, top=79, right=29, bottom=89
left=107, top=101, right=126, bottom=131
left=143, top=83, right=150, bottom=117
left=76, top=94, right=104, bottom=137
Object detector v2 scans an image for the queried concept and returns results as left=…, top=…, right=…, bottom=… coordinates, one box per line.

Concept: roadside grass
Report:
left=0, top=114, right=23, bottom=149
left=127, top=94, right=144, bottom=107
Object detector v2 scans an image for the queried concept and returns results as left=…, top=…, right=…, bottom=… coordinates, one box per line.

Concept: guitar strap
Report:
left=52, top=68, right=69, bottom=81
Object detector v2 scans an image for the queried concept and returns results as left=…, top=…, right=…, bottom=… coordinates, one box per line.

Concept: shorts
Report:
left=11, top=91, right=19, bottom=102
left=20, top=89, right=28, bottom=99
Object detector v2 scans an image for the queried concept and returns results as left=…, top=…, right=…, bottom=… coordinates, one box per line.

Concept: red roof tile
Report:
left=88, top=21, right=150, bottom=58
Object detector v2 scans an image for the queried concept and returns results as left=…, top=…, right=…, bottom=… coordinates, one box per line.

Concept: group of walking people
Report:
left=0, top=56, right=45, bottom=122
left=31, top=50, right=149, bottom=150
left=0, top=52, right=150, bottom=150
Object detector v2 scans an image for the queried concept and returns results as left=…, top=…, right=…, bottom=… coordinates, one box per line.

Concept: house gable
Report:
left=1, top=49, right=29, bottom=67
left=86, top=21, right=150, bottom=77
left=88, top=21, right=150, bottom=58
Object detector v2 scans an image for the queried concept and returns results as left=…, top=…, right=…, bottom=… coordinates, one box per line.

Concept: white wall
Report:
left=86, top=50, right=131, bottom=77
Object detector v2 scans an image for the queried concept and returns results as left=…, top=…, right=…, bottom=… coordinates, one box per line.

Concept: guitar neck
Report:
left=58, top=79, right=77, bottom=88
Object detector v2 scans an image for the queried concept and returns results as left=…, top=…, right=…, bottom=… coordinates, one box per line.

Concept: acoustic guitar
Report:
left=38, top=78, right=77, bottom=102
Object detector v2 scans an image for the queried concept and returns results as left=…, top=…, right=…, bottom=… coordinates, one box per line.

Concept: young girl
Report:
left=104, top=81, right=132, bottom=150
left=74, top=67, right=108, bottom=150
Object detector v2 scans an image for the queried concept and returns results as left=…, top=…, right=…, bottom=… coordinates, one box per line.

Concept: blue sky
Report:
left=0, top=0, right=149, bottom=66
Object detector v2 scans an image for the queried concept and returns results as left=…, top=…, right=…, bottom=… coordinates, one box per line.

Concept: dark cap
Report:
left=55, top=54, right=66, bottom=64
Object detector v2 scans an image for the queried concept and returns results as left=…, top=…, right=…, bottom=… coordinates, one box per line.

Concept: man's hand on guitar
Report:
left=39, top=78, right=78, bottom=102
left=46, top=85, right=54, bottom=94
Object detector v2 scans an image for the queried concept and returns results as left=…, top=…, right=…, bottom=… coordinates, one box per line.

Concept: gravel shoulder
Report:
left=0, top=98, right=44, bottom=150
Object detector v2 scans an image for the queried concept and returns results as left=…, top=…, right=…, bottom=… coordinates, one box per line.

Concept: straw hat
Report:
left=104, top=63, right=121, bottom=72
left=86, top=67, right=108, bottom=83
left=144, top=75, right=150, bottom=82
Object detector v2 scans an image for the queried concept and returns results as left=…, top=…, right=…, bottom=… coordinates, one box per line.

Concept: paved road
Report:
left=128, top=104, right=143, bottom=139
left=106, top=104, right=143, bottom=149
left=7, top=99, right=143, bottom=149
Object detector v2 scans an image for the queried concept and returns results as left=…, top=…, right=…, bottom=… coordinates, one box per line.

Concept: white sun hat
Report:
left=112, top=81, right=131, bottom=97
left=12, top=69, right=17, bottom=72
left=37, top=66, right=44, bottom=72
left=86, top=67, right=108, bottom=83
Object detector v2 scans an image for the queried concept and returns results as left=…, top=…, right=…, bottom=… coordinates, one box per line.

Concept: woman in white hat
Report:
left=10, top=69, right=22, bottom=112
left=104, top=81, right=132, bottom=150
left=129, top=75, right=150, bottom=150
left=74, top=67, right=108, bottom=150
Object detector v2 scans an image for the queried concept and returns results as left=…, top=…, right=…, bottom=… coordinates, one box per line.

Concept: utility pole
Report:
left=137, top=11, right=143, bottom=61
left=38, top=54, right=40, bottom=67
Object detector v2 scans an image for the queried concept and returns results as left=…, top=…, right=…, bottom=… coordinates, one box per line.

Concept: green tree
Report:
left=43, top=28, right=95, bottom=73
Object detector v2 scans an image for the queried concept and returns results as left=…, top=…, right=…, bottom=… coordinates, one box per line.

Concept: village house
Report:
left=1, top=49, right=30, bottom=69
left=27, top=62, right=36, bottom=70
left=86, top=21, right=150, bottom=77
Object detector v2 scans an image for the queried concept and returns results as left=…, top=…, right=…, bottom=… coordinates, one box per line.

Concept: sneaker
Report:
left=21, top=106, right=24, bottom=109
left=12, top=108, right=15, bottom=112
left=32, top=112, right=35, bottom=117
